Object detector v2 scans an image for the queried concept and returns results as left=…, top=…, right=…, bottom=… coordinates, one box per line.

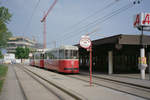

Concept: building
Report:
left=3, top=53, right=15, bottom=64
left=7, top=36, right=39, bottom=53
left=78, top=34, right=150, bottom=74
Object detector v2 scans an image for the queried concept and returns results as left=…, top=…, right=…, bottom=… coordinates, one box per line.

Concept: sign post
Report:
left=80, top=35, right=92, bottom=86
left=134, top=13, right=150, bottom=80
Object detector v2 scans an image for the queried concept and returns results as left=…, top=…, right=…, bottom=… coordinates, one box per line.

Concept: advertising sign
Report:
left=134, top=13, right=150, bottom=31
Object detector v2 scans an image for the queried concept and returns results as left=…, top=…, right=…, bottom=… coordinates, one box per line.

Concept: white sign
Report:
left=80, top=35, right=91, bottom=49
left=134, top=13, right=150, bottom=30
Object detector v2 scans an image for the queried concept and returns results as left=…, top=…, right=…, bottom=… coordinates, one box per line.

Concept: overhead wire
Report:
left=88, top=0, right=142, bottom=36
left=61, top=0, right=141, bottom=43
left=23, top=0, right=41, bottom=35
left=53, top=0, right=121, bottom=43
left=61, top=0, right=120, bottom=37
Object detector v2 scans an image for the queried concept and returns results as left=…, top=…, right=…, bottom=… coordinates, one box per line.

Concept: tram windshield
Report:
left=59, top=49, right=78, bottom=59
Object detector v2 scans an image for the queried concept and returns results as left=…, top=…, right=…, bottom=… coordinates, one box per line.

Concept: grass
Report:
left=0, top=64, right=8, bottom=93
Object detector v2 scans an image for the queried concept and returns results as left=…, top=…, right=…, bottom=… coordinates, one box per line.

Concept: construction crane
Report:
left=41, top=0, right=58, bottom=49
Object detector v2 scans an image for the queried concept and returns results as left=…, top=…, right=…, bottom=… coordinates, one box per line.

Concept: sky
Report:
left=1, top=0, right=150, bottom=48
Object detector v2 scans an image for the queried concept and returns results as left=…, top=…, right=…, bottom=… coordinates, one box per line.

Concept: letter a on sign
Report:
left=134, top=14, right=140, bottom=27
left=143, top=14, right=150, bottom=25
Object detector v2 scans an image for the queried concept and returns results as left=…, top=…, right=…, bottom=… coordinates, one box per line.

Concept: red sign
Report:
left=134, top=13, right=150, bottom=27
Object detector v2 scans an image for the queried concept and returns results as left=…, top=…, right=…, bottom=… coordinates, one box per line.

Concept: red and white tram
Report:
left=44, top=45, right=79, bottom=73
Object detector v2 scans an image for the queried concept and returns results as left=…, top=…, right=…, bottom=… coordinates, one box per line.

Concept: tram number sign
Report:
left=134, top=13, right=150, bottom=28
left=80, top=35, right=91, bottom=49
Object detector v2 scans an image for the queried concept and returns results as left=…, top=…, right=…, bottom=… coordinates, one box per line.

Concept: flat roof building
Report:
left=7, top=36, right=40, bottom=53
left=78, top=34, right=150, bottom=74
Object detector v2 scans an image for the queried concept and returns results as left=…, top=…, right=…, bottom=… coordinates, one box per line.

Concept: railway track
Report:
left=17, top=64, right=149, bottom=100
left=67, top=73, right=150, bottom=100
left=14, top=64, right=83, bottom=100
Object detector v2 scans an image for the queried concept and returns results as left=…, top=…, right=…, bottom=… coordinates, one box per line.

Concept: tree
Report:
left=15, top=47, right=30, bottom=62
left=0, top=6, right=12, bottom=48
left=0, top=7, right=12, bottom=24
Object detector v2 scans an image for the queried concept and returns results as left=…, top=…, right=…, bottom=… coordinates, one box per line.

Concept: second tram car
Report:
left=44, top=45, right=79, bottom=73
left=32, top=52, right=44, bottom=68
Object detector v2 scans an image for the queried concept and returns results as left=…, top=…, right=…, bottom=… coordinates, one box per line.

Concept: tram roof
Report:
left=46, top=45, right=78, bottom=52
left=59, top=45, right=78, bottom=50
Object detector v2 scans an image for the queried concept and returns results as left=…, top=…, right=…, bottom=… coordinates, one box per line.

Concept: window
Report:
left=59, top=50, right=64, bottom=59
left=40, top=54, right=44, bottom=59
left=64, top=50, right=78, bottom=59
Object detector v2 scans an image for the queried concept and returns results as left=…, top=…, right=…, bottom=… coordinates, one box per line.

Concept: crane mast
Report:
left=41, top=0, right=57, bottom=49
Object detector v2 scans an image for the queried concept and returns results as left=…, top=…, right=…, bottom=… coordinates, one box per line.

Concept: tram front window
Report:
left=64, top=50, right=78, bottom=59
left=71, top=50, right=78, bottom=59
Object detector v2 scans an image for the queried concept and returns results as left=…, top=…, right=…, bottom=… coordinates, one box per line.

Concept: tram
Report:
left=44, top=45, right=79, bottom=73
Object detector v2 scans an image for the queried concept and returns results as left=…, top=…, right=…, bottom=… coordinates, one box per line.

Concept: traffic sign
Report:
left=79, top=35, right=93, bottom=86
left=79, top=35, right=91, bottom=49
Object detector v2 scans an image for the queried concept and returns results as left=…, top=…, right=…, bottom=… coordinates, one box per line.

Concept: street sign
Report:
left=79, top=35, right=91, bottom=49
left=80, top=35, right=93, bottom=86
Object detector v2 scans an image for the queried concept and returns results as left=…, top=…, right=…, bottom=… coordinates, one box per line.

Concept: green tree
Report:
left=15, top=47, right=30, bottom=62
left=0, top=7, right=11, bottom=24
left=0, top=6, right=12, bottom=48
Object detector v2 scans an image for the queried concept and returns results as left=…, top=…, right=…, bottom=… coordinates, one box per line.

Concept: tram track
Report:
left=15, top=65, right=65, bottom=100
left=12, top=65, right=27, bottom=100
left=67, top=73, right=150, bottom=100
left=17, top=64, right=150, bottom=100
left=15, top=64, right=84, bottom=100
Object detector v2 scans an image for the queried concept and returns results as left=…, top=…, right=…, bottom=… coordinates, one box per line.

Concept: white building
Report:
left=7, top=36, right=38, bottom=53
left=3, top=53, right=15, bottom=64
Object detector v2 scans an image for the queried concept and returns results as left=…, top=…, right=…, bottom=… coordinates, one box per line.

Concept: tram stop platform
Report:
left=81, top=71, right=150, bottom=89
left=25, top=66, right=150, bottom=100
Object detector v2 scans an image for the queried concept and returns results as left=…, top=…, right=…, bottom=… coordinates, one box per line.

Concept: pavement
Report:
left=0, top=65, right=25, bottom=100
left=25, top=65, right=149, bottom=100
left=0, top=64, right=149, bottom=100
left=81, top=71, right=150, bottom=89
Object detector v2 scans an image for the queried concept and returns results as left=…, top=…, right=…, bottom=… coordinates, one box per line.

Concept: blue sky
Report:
left=2, top=0, right=150, bottom=48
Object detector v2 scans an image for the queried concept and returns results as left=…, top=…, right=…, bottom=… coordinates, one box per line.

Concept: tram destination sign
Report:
left=134, top=13, right=150, bottom=31
left=80, top=35, right=91, bottom=49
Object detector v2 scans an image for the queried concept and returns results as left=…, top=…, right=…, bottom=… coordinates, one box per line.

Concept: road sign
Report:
left=80, top=35, right=93, bottom=86
left=79, top=35, right=91, bottom=49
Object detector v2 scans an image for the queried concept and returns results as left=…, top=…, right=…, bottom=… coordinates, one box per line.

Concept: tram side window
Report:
left=47, top=52, right=53, bottom=59
left=44, top=53, right=47, bottom=59
left=37, top=54, right=40, bottom=59
left=40, top=54, right=44, bottom=59
left=35, top=54, right=39, bottom=59
left=53, top=50, right=59, bottom=59
left=59, top=50, right=64, bottom=59
left=65, top=50, right=69, bottom=59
